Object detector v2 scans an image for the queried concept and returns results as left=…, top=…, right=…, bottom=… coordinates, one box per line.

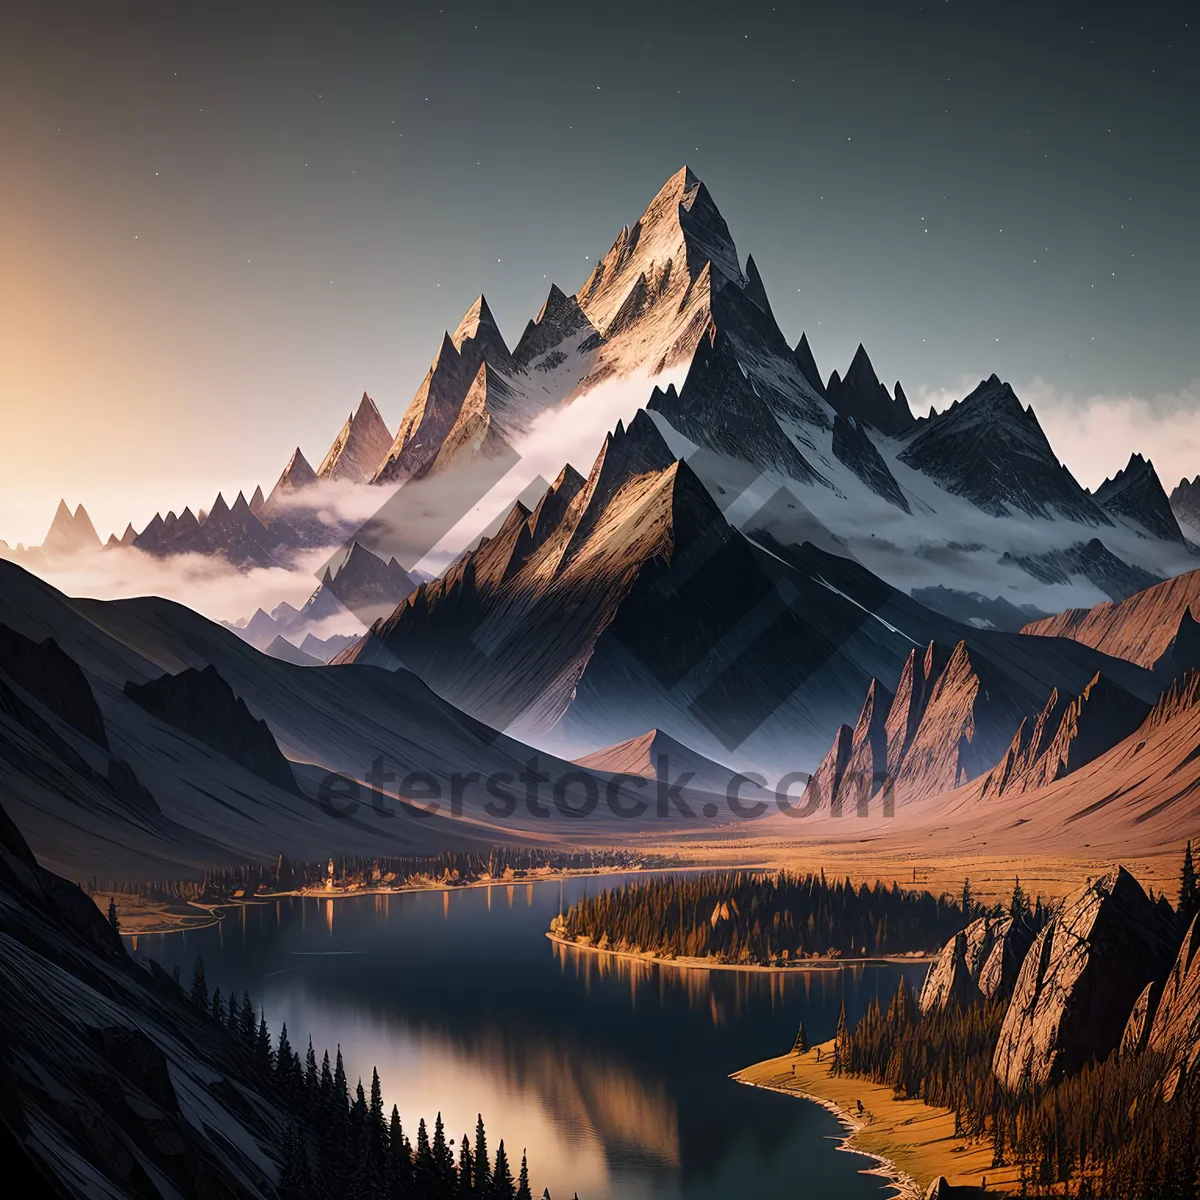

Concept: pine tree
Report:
left=107, top=898, right=120, bottom=935
left=1009, top=877, right=1030, bottom=922
left=492, top=1141, right=515, bottom=1200
left=1181, top=841, right=1198, bottom=924
left=367, top=1067, right=387, bottom=1181
left=792, top=1021, right=809, bottom=1054
left=350, top=1080, right=369, bottom=1179
left=515, top=1150, right=532, bottom=1200
left=211, top=986, right=223, bottom=1023
left=190, top=957, right=207, bottom=1008
left=456, top=1134, right=474, bottom=1199
left=305, top=1038, right=319, bottom=1114
left=388, top=1105, right=412, bottom=1196
left=833, top=1000, right=849, bottom=1075
left=256, top=1012, right=273, bottom=1070
left=413, top=1117, right=434, bottom=1197
left=961, top=878, right=974, bottom=921
left=432, top=1112, right=454, bottom=1198
left=473, top=1114, right=491, bottom=1196
left=240, top=991, right=256, bottom=1048
left=226, top=991, right=240, bottom=1038
left=276, top=1023, right=295, bottom=1095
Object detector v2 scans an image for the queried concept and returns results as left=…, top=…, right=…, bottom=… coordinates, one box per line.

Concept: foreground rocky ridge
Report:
left=0, top=799, right=289, bottom=1196
left=991, top=867, right=1179, bottom=1090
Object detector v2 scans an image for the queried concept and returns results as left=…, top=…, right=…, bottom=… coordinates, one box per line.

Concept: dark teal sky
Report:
left=2, top=0, right=1197, bottom=540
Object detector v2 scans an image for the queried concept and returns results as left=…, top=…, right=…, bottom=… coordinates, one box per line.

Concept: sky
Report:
left=1, top=0, right=1198, bottom=546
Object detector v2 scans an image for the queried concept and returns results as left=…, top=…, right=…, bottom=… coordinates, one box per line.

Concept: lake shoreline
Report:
left=107, top=863, right=752, bottom=937
left=545, top=930, right=935, bottom=973
left=733, top=1043, right=1019, bottom=1196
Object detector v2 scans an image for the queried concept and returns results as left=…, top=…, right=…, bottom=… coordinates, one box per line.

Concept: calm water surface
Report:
left=135, top=875, right=929, bottom=1199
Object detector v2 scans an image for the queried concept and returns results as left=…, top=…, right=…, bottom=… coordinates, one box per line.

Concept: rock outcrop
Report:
left=1119, top=979, right=1161, bottom=1058
left=124, top=664, right=299, bottom=794
left=1152, top=607, right=1200, bottom=680
left=992, top=867, right=1178, bottom=1091
left=0, top=621, right=108, bottom=748
left=1146, top=915, right=1200, bottom=1099
left=981, top=672, right=1150, bottom=798
left=920, top=915, right=1033, bottom=1013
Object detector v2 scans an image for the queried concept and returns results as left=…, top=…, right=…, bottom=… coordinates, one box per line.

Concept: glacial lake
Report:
left=134, top=875, right=930, bottom=1199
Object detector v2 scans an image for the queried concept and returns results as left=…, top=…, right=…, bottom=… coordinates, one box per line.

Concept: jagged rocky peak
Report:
left=824, top=344, right=916, bottom=437
left=317, top=391, right=394, bottom=483
left=832, top=677, right=893, bottom=814
left=575, top=166, right=743, bottom=333
left=652, top=322, right=826, bottom=483
left=1170, top=473, right=1200, bottom=533
left=272, top=446, right=318, bottom=494
left=512, top=283, right=596, bottom=368
left=792, top=332, right=826, bottom=398
left=992, top=867, right=1179, bottom=1091
left=41, top=499, right=102, bottom=555
left=527, top=463, right=587, bottom=549
left=898, top=375, right=1105, bottom=522
left=1092, top=452, right=1185, bottom=542
left=893, top=640, right=1034, bottom=802
left=450, top=294, right=515, bottom=369
left=375, top=294, right=525, bottom=484
left=743, top=254, right=772, bottom=315
left=589, top=409, right=678, bottom=496
left=884, top=641, right=950, bottom=777
left=983, top=671, right=1151, bottom=798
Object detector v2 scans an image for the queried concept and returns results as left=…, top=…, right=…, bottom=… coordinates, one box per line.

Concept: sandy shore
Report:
left=546, top=931, right=933, bottom=974
left=92, top=892, right=225, bottom=935
left=733, top=1041, right=1019, bottom=1196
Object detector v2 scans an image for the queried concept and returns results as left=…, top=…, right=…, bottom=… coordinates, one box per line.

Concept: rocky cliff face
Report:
left=1152, top=607, right=1200, bottom=680
left=1146, top=915, right=1200, bottom=1100
left=124, top=664, right=299, bottom=794
left=981, top=672, right=1150, bottom=798
left=831, top=412, right=910, bottom=511
left=893, top=641, right=1033, bottom=803
left=992, top=867, right=1178, bottom=1090
left=0, top=621, right=108, bottom=748
left=920, top=915, right=1033, bottom=1013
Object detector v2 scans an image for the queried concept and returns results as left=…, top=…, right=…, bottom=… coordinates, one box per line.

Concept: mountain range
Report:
left=11, top=168, right=1197, bottom=628
left=6, top=165, right=1200, bottom=881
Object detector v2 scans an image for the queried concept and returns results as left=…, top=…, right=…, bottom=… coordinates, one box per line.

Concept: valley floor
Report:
left=733, top=1041, right=1020, bottom=1197
left=642, top=830, right=1184, bottom=905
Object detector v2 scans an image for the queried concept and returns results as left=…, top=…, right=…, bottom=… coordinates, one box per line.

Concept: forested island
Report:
left=547, top=870, right=995, bottom=966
